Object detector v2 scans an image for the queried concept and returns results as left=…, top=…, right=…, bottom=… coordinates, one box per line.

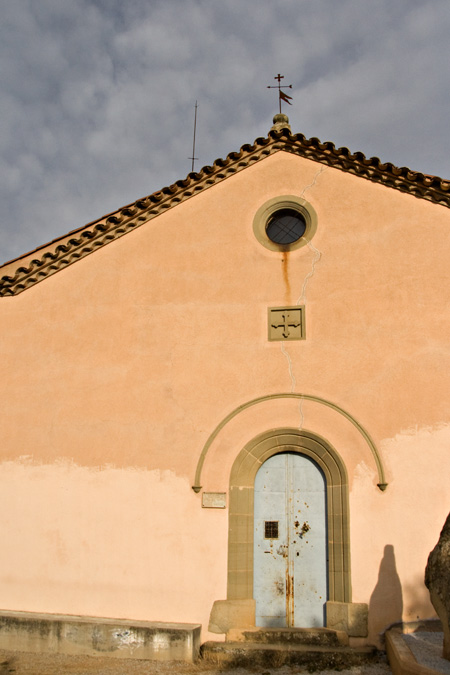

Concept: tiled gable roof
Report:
left=1, top=128, right=450, bottom=296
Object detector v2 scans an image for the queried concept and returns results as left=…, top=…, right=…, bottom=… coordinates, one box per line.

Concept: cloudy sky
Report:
left=2, top=0, right=450, bottom=264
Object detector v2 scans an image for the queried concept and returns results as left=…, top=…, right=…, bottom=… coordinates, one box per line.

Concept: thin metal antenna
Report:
left=189, top=101, right=199, bottom=172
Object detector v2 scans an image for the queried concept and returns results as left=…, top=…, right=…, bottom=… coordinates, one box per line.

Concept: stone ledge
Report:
left=0, top=610, right=201, bottom=662
left=386, top=622, right=445, bottom=675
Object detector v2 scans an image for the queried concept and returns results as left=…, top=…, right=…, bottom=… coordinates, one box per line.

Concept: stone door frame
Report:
left=227, top=428, right=351, bottom=605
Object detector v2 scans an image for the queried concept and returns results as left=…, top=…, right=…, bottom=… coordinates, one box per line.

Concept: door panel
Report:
left=254, top=452, right=327, bottom=627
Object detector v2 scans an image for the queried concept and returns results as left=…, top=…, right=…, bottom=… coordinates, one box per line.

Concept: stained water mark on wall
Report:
left=279, top=167, right=326, bottom=429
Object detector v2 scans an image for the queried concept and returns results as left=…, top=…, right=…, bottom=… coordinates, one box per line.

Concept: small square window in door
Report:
left=264, top=521, right=279, bottom=539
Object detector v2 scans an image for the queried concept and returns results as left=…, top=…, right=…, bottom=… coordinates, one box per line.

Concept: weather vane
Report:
left=267, top=74, right=293, bottom=113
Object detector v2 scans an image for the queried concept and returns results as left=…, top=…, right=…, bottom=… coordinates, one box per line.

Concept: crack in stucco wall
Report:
left=280, top=166, right=326, bottom=428
left=296, top=240, right=322, bottom=305
left=298, top=165, right=327, bottom=200
left=280, top=342, right=296, bottom=393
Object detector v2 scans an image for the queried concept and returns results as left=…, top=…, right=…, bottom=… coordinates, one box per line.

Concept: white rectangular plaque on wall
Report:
left=202, top=492, right=226, bottom=509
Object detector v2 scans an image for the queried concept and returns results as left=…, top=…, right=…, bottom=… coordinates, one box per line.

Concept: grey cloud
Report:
left=1, top=0, right=450, bottom=264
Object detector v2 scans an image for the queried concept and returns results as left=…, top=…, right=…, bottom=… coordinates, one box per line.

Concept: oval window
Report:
left=253, top=195, right=317, bottom=252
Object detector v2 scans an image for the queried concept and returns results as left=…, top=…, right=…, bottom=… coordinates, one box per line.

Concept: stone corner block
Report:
left=326, top=601, right=368, bottom=637
left=208, top=599, right=255, bottom=634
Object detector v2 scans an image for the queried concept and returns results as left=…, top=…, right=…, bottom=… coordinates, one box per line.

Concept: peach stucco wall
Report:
left=1, top=150, right=449, bottom=645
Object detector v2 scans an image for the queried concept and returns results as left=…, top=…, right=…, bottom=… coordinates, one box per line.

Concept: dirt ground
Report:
left=0, top=649, right=391, bottom=675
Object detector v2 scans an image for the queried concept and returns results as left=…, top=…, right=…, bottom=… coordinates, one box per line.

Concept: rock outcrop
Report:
left=425, top=512, right=450, bottom=660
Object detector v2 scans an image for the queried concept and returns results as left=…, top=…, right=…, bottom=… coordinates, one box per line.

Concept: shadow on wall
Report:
left=369, top=544, right=403, bottom=641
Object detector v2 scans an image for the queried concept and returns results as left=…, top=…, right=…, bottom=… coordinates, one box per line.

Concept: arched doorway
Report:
left=227, top=428, right=351, bottom=623
left=254, top=452, right=327, bottom=627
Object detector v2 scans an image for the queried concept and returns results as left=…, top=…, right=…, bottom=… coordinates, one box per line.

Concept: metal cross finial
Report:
left=267, top=73, right=293, bottom=113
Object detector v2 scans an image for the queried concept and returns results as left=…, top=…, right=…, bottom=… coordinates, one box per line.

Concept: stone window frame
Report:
left=227, top=428, right=351, bottom=605
left=253, top=195, right=318, bottom=252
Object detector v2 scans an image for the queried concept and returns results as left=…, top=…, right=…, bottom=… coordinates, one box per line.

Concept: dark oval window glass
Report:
left=266, top=209, right=306, bottom=245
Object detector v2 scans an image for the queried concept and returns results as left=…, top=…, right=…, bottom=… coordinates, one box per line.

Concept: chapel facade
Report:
left=1, top=115, right=449, bottom=648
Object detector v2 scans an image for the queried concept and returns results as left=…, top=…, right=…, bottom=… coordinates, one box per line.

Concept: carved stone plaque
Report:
left=268, top=306, right=305, bottom=341
left=202, top=492, right=227, bottom=509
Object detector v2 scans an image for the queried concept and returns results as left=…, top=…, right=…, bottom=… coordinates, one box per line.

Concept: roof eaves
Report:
left=0, top=135, right=277, bottom=296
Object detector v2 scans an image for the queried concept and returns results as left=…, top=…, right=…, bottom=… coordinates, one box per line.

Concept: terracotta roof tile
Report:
left=1, top=129, right=449, bottom=296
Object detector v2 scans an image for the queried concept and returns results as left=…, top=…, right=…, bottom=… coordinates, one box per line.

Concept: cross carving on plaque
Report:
left=271, top=312, right=300, bottom=338
left=268, top=306, right=305, bottom=341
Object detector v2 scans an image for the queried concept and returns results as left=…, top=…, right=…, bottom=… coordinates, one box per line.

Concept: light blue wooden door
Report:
left=254, top=452, right=327, bottom=627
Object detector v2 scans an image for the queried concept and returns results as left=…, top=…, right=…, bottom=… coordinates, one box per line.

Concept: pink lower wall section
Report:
left=0, top=462, right=227, bottom=641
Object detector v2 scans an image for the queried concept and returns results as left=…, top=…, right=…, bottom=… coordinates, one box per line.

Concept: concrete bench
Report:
left=0, top=610, right=201, bottom=662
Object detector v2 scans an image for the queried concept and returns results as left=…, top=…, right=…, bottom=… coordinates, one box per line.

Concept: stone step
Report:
left=227, top=626, right=349, bottom=647
left=202, top=640, right=379, bottom=670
